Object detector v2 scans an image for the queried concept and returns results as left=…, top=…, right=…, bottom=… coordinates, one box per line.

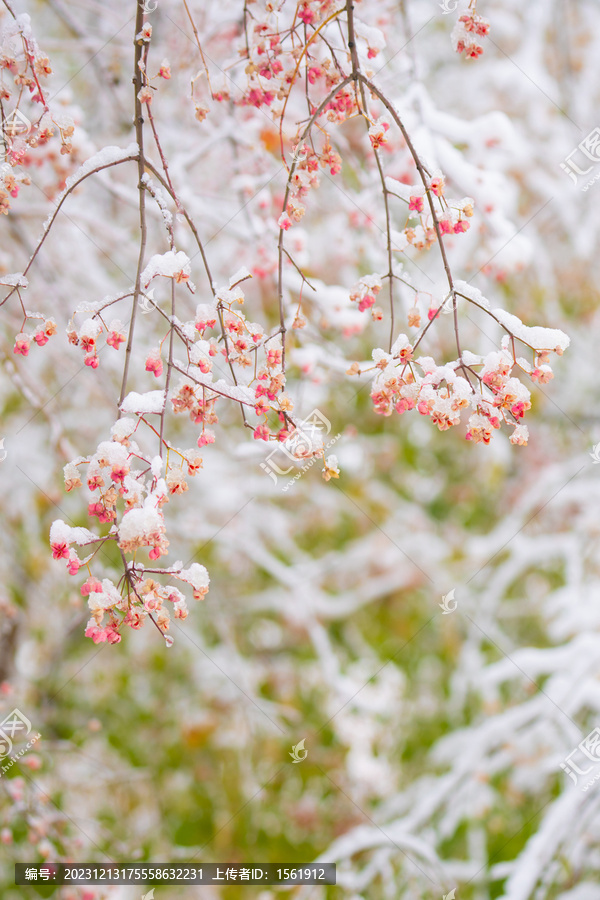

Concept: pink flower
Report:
left=33, top=331, right=49, bottom=347
left=531, top=367, right=553, bottom=384
left=195, top=314, right=217, bottom=332
left=439, top=218, right=453, bottom=235
left=85, top=354, right=99, bottom=369
left=278, top=213, right=292, bottom=230
left=81, top=577, right=103, bottom=597
left=254, top=397, right=270, bottom=416
left=124, top=610, right=144, bottom=630
left=88, top=501, right=114, bottom=523
left=358, top=294, right=375, bottom=312
left=464, top=43, right=483, bottom=59
left=266, top=348, right=282, bottom=368
left=85, top=625, right=107, bottom=644
left=453, top=219, right=469, bottom=234
left=107, top=331, right=125, bottom=349
left=146, top=353, right=163, bottom=377
left=67, top=557, right=80, bottom=575
left=395, top=397, right=415, bottom=414
left=328, top=156, right=341, bottom=176
left=253, top=425, right=270, bottom=441
left=430, top=176, right=445, bottom=198
left=51, top=541, right=69, bottom=560
left=298, top=2, right=316, bottom=24
left=408, top=196, right=424, bottom=213
left=13, top=335, right=29, bottom=356
left=197, top=430, right=215, bottom=448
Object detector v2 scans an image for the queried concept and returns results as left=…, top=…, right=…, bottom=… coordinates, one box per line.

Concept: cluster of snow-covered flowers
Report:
left=51, top=426, right=210, bottom=646
left=363, top=303, right=569, bottom=445
left=349, top=273, right=384, bottom=319
left=385, top=174, right=475, bottom=251
left=0, top=10, right=86, bottom=206
left=452, top=9, right=491, bottom=60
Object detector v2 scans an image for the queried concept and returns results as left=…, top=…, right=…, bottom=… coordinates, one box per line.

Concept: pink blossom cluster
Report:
left=0, top=14, right=83, bottom=205
left=452, top=11, right=491, bottom=60
left=366, top=330, right=566, bottom=446
left=50, top=424, right=209, bottom=645
left=171, top=287, right=293, bottom=446
left=278, top=142, right=344, bottom=230
left=13, top=317, right=56, bottom=355
left=350, top=274, right=383, bottom=319
left=388, top=175, right=475, bottom=251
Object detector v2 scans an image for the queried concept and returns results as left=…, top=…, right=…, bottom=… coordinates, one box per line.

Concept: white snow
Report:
left=229, top=267, right=252, bottom=287
left=118, top=506, right=163, bottom=543
left=385, top=176, right=425, bottom=202
left=95, top=440, right=129, bottom=466
left=120, top=391, right=166, bottom=414
left=173, top=366, right=255, bottom=405
left=177, top=563, right=210, bottom=590
left=0, top=273, right=28, bottom=288
left=354, top=21, right=386, bottom=52
left=50, top=519, right=100, bottom=547
left=110, top=418, right=137, bottom=441
left=141, top=250, right=191, bottom=287
left=454, top=279, right=490, bottom=308
left=492, top=308, right=570, bottom=352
